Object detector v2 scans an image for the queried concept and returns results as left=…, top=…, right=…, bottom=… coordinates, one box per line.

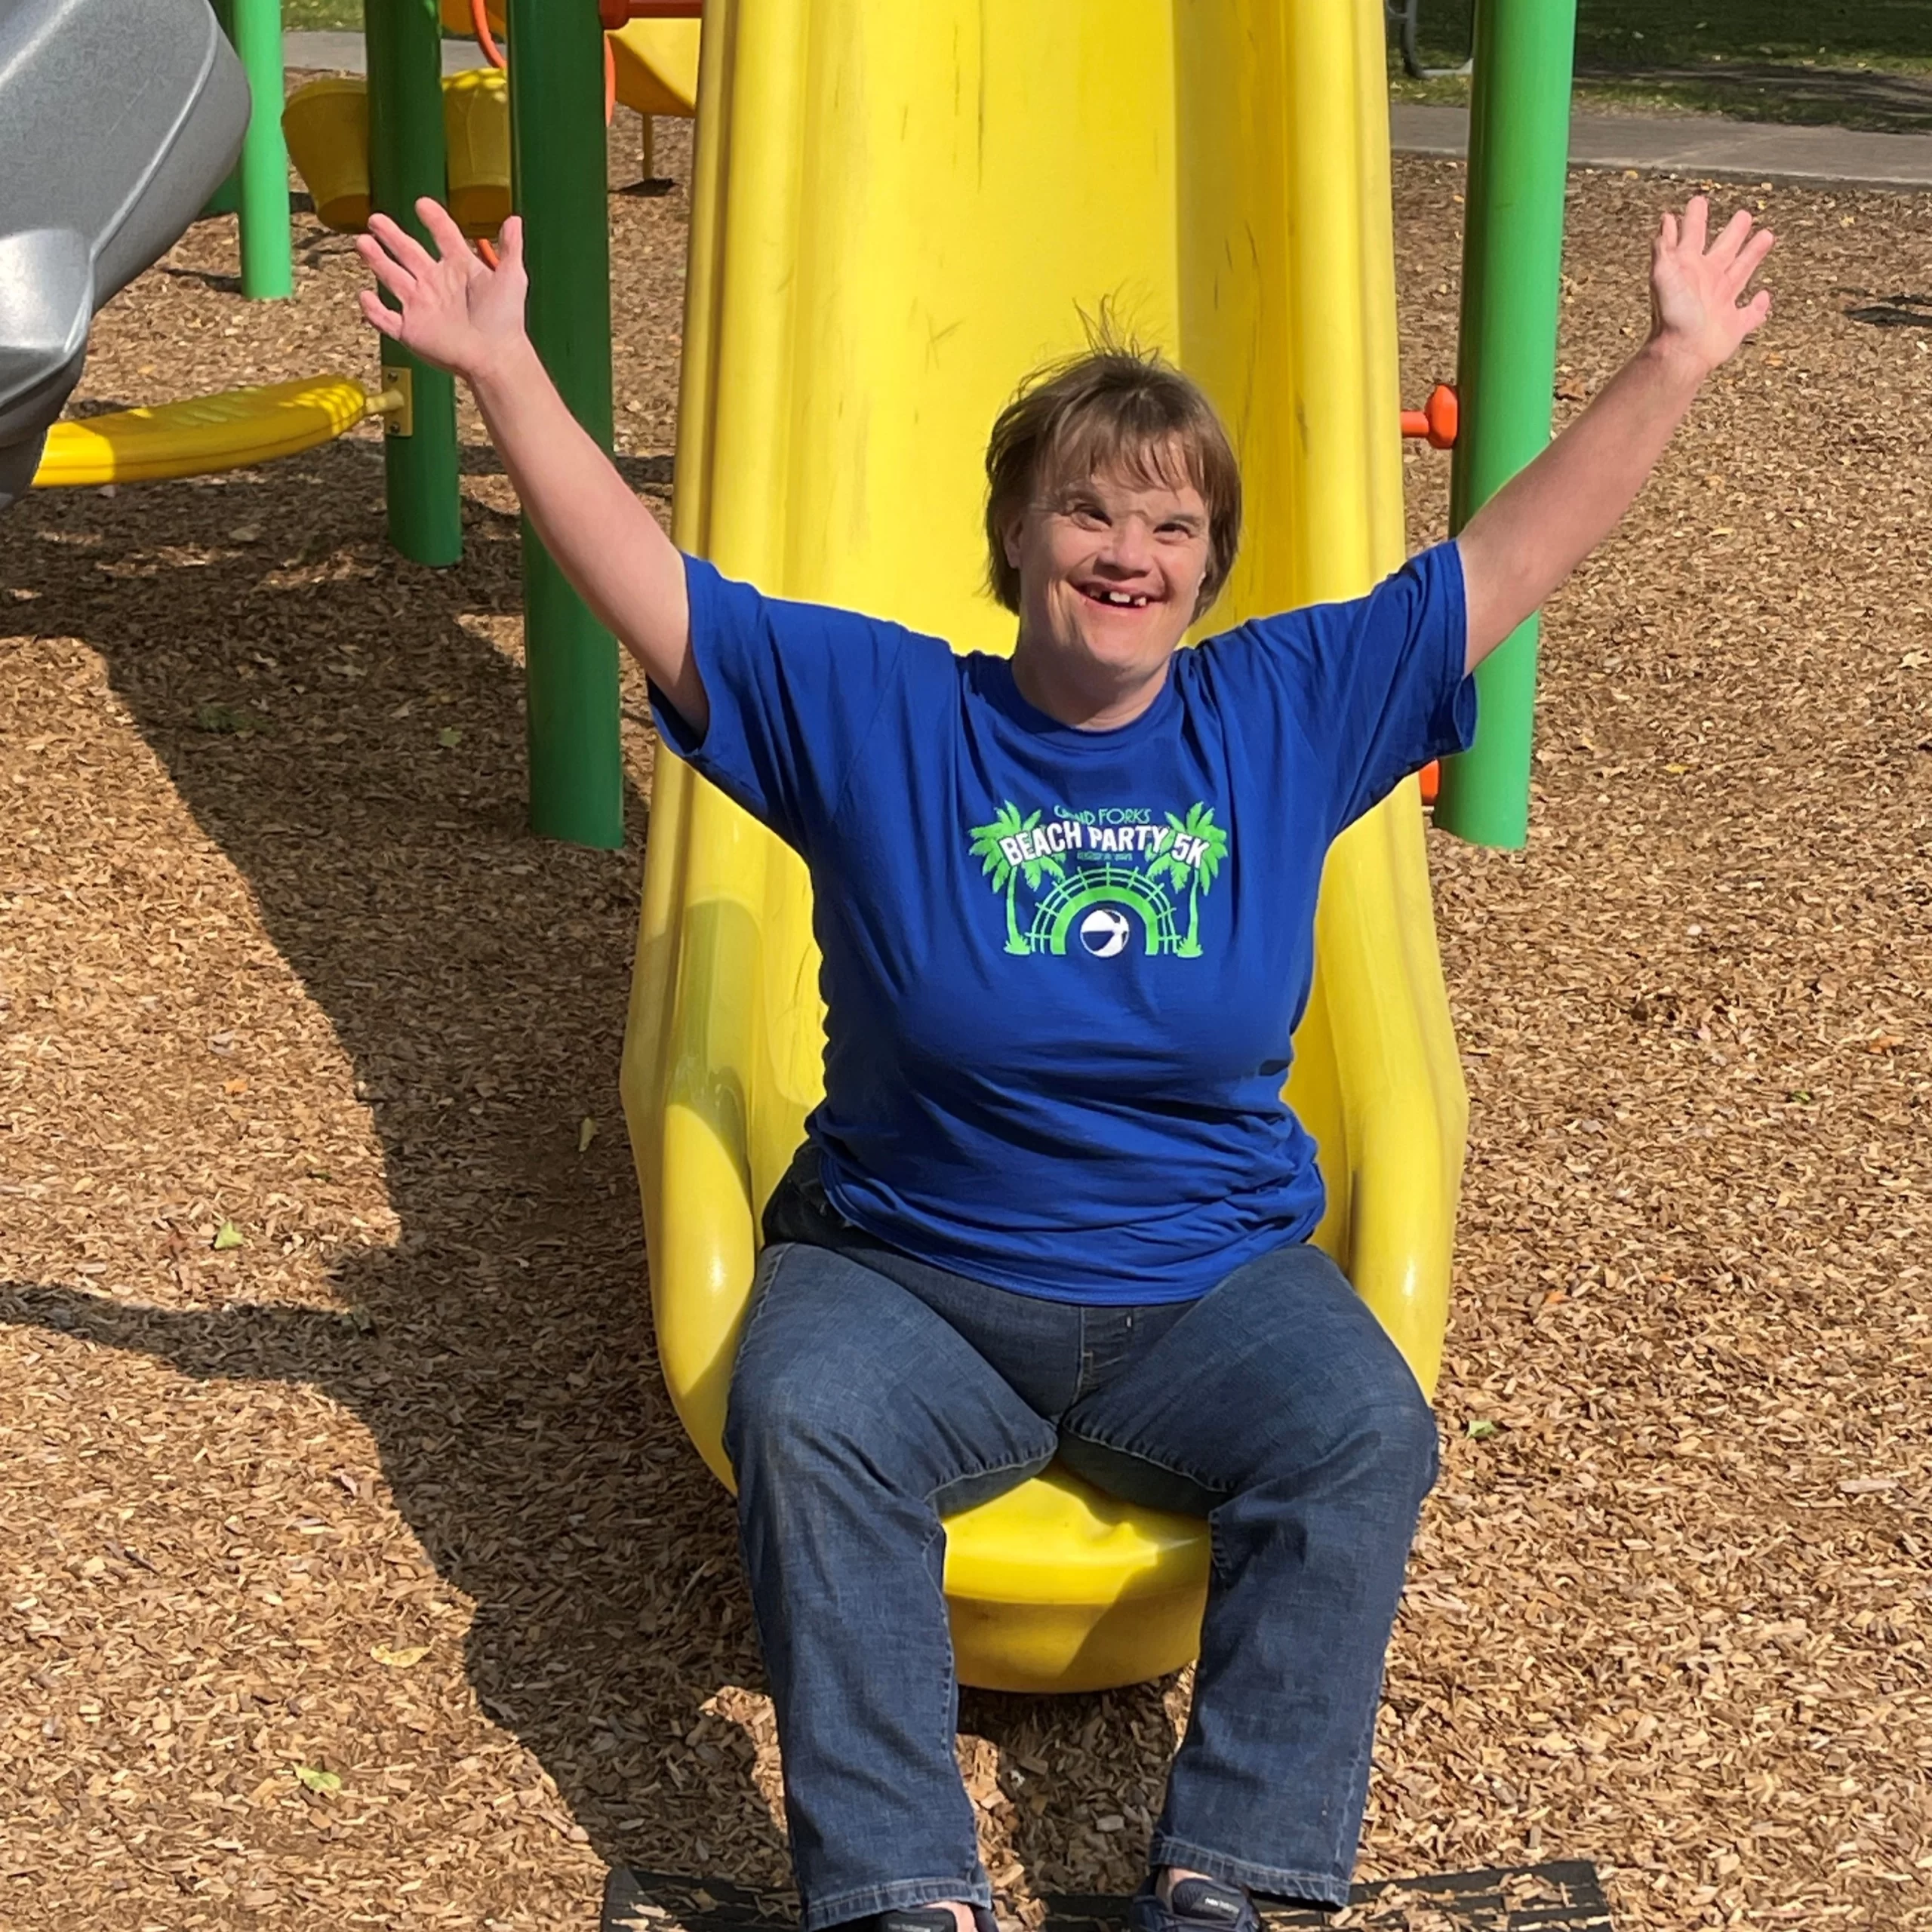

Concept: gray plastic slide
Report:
left=0, top=0, right=249, bottom=510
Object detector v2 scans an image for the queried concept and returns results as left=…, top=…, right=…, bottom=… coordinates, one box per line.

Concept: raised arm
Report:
left=355, top=201, right=709, bottom=734
left=1457, top=195, right=1774, bottom=672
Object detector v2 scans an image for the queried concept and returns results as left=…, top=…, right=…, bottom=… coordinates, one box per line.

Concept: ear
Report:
left=1001, top=511, right=1027, bottom=571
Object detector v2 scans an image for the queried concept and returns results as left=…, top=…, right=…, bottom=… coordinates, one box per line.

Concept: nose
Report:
left=1098, top=513, right=1155, bottom=575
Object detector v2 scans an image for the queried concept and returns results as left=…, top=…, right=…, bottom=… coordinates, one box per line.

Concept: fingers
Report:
left=353, top=230, right=418, bottom=305
left=1710, top=205, right=1756, bottom=268
left=1724, top=225, right=1776, bottom=299
left=497, top=214, right=526, bottom=277
left=356, top=287, right=403, bottom=340
left=416, top=195, right=475, bottom=263
left=1681, top=193, right=1709, bottom=254
left=365, top=210, right=441, bottom=282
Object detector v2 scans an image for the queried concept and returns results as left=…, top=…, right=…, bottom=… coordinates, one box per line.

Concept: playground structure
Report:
left=8, top=0, right=1567, bottom=852
left=0, top=0, right=248, bottom=506
left=620, top=0, right=1574, bottom=1693
left=278, top=7, right=703, bottom=244
left=0, top=0, right=1580, bottom=1691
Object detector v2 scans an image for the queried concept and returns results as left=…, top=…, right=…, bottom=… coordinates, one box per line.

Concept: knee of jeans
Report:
left=1280, top=1364, right=1439, bottom=1506
left=725, top=1346, right=875, bottom=1489
left=1350, top=1369, right=1440, bottom=1503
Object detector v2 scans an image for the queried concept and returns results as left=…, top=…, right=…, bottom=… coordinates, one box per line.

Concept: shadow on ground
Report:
left=1573, top=60, right=1932, bottom=133
left=1, top=439, right=785, bottom=1881
left=1, top=442, right=1182, bottom=1899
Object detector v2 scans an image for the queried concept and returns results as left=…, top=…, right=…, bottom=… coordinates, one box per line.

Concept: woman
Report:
left=358, top=194, right=1770, bottom=1928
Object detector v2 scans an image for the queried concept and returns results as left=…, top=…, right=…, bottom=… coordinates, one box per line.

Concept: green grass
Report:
left=1391, top=0, right=1932, bottom=131
left=282, top=0, right=362, bottom=29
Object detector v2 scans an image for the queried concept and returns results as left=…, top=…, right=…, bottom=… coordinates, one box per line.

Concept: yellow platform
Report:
left=620, top=0, right=1467, bottom=1695
left=32, top=376, right=377, bottom=488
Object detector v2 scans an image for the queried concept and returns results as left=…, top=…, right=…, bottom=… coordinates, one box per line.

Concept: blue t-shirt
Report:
left=653, top=546, right=1475, bottom=1305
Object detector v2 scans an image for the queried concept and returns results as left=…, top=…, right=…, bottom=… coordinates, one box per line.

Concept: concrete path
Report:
left=283, top=32, right=1932, bottom=191
left=286, top=29, right=488, bottom=77
left=1390, top=101, right=1932, bottom=191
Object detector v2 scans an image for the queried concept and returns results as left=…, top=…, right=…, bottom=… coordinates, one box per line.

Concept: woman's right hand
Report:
left=355, top=198, right=529, bottom=387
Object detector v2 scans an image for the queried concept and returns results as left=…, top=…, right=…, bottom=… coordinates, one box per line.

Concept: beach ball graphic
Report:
left=1078, top=907, right=1132, bottom=957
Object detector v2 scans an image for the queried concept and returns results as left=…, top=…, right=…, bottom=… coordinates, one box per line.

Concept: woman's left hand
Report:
left=1648, top=193, right=1775, bottom=376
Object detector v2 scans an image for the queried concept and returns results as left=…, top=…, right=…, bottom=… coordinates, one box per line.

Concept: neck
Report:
left=1010, top=639, right=1171, bottom=732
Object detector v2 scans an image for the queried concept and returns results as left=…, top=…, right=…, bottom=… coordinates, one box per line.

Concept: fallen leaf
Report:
left=371, top=1644, right=431, bottom=1669
left=1465, top=1418, right=1498, bottom=1441
left=294, top=1765, right=342, bottom=1796
left=437, top=726, right=464, bottom=749
left=578, top=1115, right=598, bottom=1152
left=211, top=1220, right=244, bottom=1251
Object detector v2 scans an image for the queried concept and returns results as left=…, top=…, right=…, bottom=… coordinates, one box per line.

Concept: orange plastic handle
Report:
left=1399, top=382, right=1458, bottom=450
left=469, top=0, right=506, bottom=69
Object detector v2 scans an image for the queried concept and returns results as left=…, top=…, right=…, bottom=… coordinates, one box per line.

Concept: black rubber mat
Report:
left=603, top=1863, right=1614, bottom=1932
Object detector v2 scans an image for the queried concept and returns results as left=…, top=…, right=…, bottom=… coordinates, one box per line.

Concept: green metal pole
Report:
left=231, top=0, right=294, bottom=298
left=202, top=0, right=242, bottom=220
left=1432, top=0, right=1577, bottom=851
left=505, top=0, right=625, bottom=848
left=365, top=0, right=463, bottom=566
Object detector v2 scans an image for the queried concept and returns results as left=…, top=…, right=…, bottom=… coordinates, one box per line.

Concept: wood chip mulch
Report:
left=2, top=103, right=1928, bottom=1932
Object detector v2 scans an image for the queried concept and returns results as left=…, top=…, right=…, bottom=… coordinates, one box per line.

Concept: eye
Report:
left=1068, top=503, right=1108, bottom=528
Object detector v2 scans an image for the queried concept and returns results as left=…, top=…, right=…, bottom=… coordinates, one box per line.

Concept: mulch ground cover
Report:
left=2, top=101, right=1928, bottom=1932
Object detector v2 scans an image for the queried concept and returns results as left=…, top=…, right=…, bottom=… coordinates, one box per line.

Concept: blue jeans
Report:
left=725, top=1154, right=1439, bottom=1927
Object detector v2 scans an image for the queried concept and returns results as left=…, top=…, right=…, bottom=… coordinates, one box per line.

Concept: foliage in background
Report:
left=281, top=1, right=1932, bottom=131
left=1391, top=0, right=1932, bottom=131
left=282, top=0, right=361, bottom=29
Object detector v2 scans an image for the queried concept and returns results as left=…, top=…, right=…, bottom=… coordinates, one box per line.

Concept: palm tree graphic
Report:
left=967, top=801, right=1064, bottom=955
left=1149, top=802, right=1229, bottom=958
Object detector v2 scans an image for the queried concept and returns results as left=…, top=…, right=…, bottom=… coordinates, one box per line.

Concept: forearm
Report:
left=1457, top=337, right=1706, bottom=669
left=469, top=335, right=706, bottom=728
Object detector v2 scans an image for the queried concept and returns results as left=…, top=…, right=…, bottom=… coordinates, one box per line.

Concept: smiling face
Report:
left=1003, top=454, right=1213, bottom=729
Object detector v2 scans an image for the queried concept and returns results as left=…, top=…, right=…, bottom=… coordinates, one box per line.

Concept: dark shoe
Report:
left=1127, top=1875, right=1257, bottom=1932
left=874, top=1909, right=998, bottom=1932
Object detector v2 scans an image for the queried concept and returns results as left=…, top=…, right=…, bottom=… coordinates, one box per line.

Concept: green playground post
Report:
left=230, top=0, right=294, bottom=297
left=202, top=0, right=241, bottom=219
left=365, top=0, right=463, bottom=567
left=505, top=0, right=625, bottom=848
left=1432, top=0, right=1577, bottom=850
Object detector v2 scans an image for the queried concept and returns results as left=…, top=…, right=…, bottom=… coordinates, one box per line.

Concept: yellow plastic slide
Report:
left=620, top=0, right=1467, bottom=1694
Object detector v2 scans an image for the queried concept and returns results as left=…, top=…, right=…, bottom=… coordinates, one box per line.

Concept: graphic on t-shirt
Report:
left=965, top=801, right=1229, bottom=958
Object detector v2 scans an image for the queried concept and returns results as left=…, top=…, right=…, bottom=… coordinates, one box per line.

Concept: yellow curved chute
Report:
left=623, top=0, right=1466, bottom=1696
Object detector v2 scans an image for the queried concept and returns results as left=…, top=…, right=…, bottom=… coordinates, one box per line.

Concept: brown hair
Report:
left=983, top=339, right=1242, bottom=619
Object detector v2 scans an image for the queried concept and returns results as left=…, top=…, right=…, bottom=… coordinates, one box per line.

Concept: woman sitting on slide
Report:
left=357, top=195, right=1770, bottom=1928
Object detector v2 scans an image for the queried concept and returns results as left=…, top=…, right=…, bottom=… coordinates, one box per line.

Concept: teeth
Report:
left=1098, top=590, right=1147, bottom=607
